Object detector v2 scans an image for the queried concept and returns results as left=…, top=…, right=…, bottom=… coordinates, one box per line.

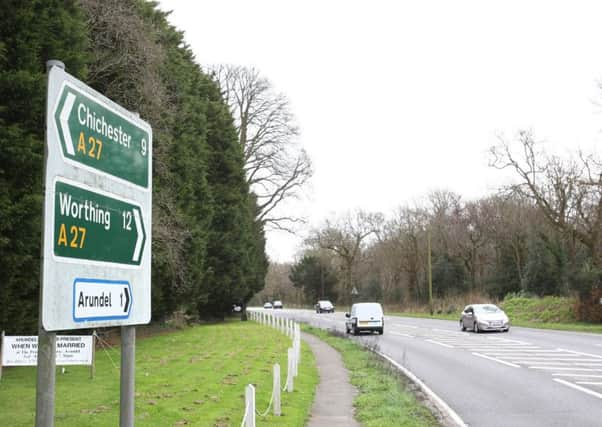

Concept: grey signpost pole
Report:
left=35, top=59, right=65, bottom=427
left=120, top=326, right=135, bottom=426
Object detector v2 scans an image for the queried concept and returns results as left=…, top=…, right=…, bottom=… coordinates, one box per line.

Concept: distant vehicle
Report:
left=232, top=304, right=242, bottom=312
left=345, top=302, right=384, bottom=335
left=263, top=302, right=273, bottom=309
left=315, top=300, right=335, bottom=313
left=460, top=304, right=510, bottom=332
left=273, top=300, right=283, bottom=309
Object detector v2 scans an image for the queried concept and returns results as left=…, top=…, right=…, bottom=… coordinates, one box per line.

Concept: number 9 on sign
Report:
left=141, top=138, right=147, bottom=156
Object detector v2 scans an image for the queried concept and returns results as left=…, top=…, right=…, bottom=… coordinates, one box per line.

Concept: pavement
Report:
left=302, top=332, right=361, bottom=427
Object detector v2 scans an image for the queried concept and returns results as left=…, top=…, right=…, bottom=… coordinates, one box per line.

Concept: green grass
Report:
left=304, top=326, right=439, bottom=427
left=0, top=321, right=318, bottom=426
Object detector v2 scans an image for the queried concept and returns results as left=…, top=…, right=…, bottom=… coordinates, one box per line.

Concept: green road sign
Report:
left=53, top=180, right=146, bottom=265
left=53, top=83, right=150, bottom=188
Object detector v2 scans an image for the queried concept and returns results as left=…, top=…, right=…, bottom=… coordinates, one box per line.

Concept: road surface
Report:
left=263, top=307, right=602, bottom=427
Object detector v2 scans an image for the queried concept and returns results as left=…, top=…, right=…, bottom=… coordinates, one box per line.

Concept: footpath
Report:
left=302, top=332, right=361, bottom=427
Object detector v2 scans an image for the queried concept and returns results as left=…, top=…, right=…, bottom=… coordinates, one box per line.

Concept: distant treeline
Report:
left=0, top=0, right=267, bottom=334
left=264, top=145, right=602, bottom=323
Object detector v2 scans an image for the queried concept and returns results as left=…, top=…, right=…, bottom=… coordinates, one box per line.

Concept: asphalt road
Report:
left=264, top=307, right=602, bottom=427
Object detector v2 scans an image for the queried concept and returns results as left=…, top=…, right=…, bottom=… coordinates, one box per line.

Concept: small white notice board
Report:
left=1, top=335, right=93, bottom=366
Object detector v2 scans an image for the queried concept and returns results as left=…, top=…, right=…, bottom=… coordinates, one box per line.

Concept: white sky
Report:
left=159, top=0, right=602, bottom=263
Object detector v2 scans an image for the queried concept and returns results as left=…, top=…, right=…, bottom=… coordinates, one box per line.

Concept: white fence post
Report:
left=287, top=348, right=294, bottom=392
left=245, top=384, right=256, bottom=427
left=273, top=363, right=281, bottom=416
left=297, top=323, right=301, bottom=365
left=293, top=337, right=298, bottom=377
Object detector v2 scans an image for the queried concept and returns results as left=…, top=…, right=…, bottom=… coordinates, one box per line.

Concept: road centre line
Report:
left=553, top=374, right=602, bottom=378
left=512, top=361, right=573, bottom=366
left=487, top=338, right=531, bottom=345
left=554, top=379, right=602, bottom=400
left=389, top=331, right=415, bottom=338
left=467, top=349, right=542, bottom=353
left=576, top=382, right=602, bottom=385
left=557, top=349, right=602, bottom=360
left=514, top=362, right=602, bottom=367
left=474, top=350, right=564, bottom=357
left=432, top=328, right=465, bottom=335
left=509, top=358, right=602, bottom=362
left=472, top=352, right=521, bottom=368
left=463, top=346, right=539, bottom=349
left=425, top=339, right=454, bottom=348
left=530, top=367, right=600, bottom=371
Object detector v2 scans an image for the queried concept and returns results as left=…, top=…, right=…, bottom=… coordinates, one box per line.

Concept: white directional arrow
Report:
left=132, top=208, right=144, bottom=262
left=59, top=92, right=76, bottom=155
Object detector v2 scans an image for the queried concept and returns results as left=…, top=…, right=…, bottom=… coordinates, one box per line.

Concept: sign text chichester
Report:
left=54, top=83, right=150, bottom=188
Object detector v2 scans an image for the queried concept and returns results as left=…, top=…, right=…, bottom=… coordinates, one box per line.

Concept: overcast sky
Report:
left=159, top=0, right=602, bottom=263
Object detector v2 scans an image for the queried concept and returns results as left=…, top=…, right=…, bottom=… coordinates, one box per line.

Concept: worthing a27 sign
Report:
left=42, top=66, right=152, bottom=331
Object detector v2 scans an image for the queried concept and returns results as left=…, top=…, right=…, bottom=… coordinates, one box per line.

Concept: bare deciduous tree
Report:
left=209, top=65, right=312, bottom=231
left=490, top=131, right=602, bottom=267
left=307, top=210, right=383, bottom=303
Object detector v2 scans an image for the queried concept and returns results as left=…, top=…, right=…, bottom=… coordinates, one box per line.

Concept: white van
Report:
left=345, top=302, right=384, bottom=335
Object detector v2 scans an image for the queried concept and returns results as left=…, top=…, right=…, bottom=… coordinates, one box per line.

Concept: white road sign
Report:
left=43, top=65, right=152, bottom=330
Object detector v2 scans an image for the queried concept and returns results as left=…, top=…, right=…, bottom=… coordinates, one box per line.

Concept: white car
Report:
left=315, top=300, right=335, bottom=313
left=345, top=302, right=384, bottom=335
left=460, top=304, right=510, bottom=332
left=273, top=300, right=283, bottom=309
left=263, top=302, right=273, bottom=309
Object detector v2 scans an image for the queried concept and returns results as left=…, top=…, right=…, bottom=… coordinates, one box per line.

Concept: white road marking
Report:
left=509, top=358, right=600, bottom=362
left=553, top=374, right=602, bottom=378
left=374, top=350, right=468, bottom=427
left=466, top=347, right=541, bottom=351
left=557, top=349, right=602, bottom=359
left=432, top=328, right=465, bottom=335
left=389, top=331, right=415, bottom=338
left=487, top=338, right=531, bottom=345
left=576, top=382, right=602, bottom=385
left=472, top=352, right=521, bottom=368
left=554, top=379, right=602, bottom=400
left=513, top=361, right=573, bottom=366
left=481, top=352, right=564, bottom=357
left=426, top=339, right=454, bottom=348
left=530, top=367, right=600, bottom=371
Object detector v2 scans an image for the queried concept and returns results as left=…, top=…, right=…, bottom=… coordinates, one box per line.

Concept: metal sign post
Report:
left=36, top=60, right=152, bottom=426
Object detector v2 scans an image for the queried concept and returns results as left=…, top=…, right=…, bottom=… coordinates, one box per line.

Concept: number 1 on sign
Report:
left=122, top=210, right=132, bottom=230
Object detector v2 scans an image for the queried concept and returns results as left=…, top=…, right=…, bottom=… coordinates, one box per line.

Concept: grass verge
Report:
left=303, top=325, right=440, bottom=427
left=0, top=320, right=318, bottom=426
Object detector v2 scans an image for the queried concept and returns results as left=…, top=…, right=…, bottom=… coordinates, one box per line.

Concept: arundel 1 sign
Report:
left=54, top=83, right=150, bottom=188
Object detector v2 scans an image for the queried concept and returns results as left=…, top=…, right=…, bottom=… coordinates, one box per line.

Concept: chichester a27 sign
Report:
left=54, top=84, right=150, bottom=188
left=42, top=66, right=152, bottom=331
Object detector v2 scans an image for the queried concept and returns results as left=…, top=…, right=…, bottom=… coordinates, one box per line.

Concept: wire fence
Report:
left=240, top=309, right=302, bottom=427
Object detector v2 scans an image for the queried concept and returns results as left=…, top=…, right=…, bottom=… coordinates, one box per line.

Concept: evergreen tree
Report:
left=0, top=0, right=88, bottom=333
left=289, top=255, right=338, bottom=303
